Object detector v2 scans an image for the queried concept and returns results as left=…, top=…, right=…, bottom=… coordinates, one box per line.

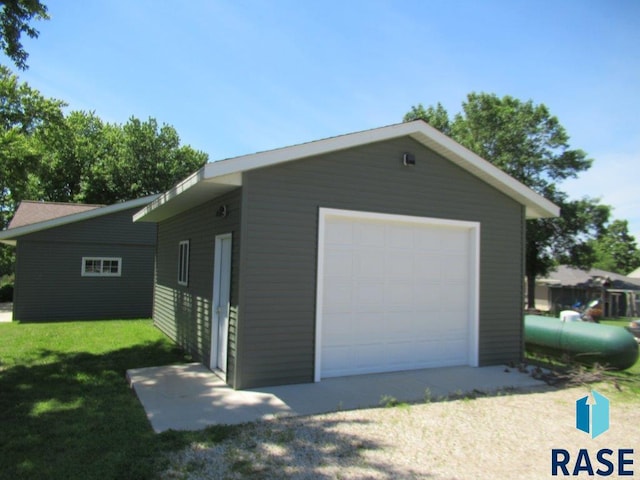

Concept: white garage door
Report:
left=316, top=209, right=479, bottom=380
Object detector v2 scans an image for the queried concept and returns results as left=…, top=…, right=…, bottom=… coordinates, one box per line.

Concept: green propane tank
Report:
left=524, top=315, right=639, bottom=370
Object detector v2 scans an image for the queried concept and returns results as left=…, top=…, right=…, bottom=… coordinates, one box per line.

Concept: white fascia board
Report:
left=202, top=121, right=558, bottom=219
left=0, top=195, right=158, bottom=244
left=203, top=122, right=419, bottom=179
left=133, top=168, right=207, bottom=222
left=137, top=120, right=559, bottom=221
left=133, top=169, right=242, bottom=222
left=408, top=126, right=560, bottom=219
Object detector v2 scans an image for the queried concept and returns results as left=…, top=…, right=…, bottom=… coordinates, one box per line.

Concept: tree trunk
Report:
left=525, top=235, right=539, bottom=310
left=526, top=271, right=537, bottom=310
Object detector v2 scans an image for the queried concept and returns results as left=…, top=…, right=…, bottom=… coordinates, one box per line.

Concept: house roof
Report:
left=538, top=265, right=640, bottom=291
left=628, top=267, right=640, bottom=279
left=0, top=195, right=159, bottom=246
left=8, top=201, right=104, bottom=229
left=134, top=120, right=560, bottom=223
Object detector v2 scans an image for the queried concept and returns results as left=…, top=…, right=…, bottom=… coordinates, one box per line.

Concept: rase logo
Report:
left=551, top=390, right=635, bottom=477
left=576, top=390, right=609, bottom=439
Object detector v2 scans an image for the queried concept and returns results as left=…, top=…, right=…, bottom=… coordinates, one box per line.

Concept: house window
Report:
left=82, top=257, right=122, bottom=277
left=178, top=240, right=190, bottom=286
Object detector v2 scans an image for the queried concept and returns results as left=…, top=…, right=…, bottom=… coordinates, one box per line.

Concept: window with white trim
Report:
left=178, top=240, right=190, bottom=286
left=82, top=257, right=122, bottom=277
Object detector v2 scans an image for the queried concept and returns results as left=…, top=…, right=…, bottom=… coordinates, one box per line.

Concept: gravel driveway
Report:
left=161, top=385, right=639, bottom=479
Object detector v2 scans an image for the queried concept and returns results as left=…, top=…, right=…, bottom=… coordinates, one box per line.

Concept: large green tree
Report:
left=37, top=112, right=209, bottom=204
left=0, top=0, right=48, bottom=69
left=0, top=65, right=63, bottom=274
left=0, top=69, right=209, bottom=277
left=0, top=65, right=65, bottom=224
left=589, top=219, right=640, bottom=274
left=405, top=93, right=609, bottom=308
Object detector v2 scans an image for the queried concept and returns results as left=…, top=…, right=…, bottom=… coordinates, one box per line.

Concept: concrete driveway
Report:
left=127, top=363, right=547, bottom=432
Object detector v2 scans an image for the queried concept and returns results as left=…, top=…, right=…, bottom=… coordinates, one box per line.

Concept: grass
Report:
left=2, top=316, right=637, bottom=478
left=0, top=319, right=235, bottom=480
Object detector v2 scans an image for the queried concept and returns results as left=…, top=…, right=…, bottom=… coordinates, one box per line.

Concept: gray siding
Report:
left=13, top=207, right=156, bottom=321
left=236, top=137, right=524, bottom=388
left=153, top=190, right=241, bottom=383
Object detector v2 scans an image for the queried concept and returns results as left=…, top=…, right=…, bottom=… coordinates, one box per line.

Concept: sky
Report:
left=6, top=0, right=640, bottom=239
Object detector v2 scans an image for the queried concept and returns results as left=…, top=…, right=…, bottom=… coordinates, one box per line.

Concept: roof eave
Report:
left=133, top=169, right=242, bottom=222
left=135, top=120, right=560, bottom=222
left=0, top=195, right=159, bottom=242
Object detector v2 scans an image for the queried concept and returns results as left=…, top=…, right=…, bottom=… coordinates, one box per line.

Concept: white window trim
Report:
left=81, top=257, right=122, bottom=277
left=178, top=240, right=190, bottom=286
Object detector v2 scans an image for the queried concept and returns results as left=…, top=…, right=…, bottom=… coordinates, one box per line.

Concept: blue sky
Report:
left=8, top=0, right=640, bottom=239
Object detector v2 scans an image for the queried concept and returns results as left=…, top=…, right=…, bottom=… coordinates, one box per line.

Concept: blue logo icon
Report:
left=576, top=390, right=609, bottom=439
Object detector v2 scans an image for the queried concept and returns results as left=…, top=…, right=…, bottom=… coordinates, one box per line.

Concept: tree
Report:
left=404, top=102, right=452, bottom=136
left=78, top=116, right=208, bottom=204
left=404, top=93, right=608, bottom=308
left=0, top=65, right=64, bottom=275
left=0, top=0, right=49, bottom=70
left=36, top=112, right=210, bottom=205
left=0, top=69, right=208, bottom=278
left=0, top=65, right=64, bottom=224
left=589, top=220, right=640, bottom=274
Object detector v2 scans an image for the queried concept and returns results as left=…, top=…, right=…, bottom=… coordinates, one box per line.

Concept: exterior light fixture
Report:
left=216, top=205, right=228, bottom=218
left=403, top=152, right=416, bottom=166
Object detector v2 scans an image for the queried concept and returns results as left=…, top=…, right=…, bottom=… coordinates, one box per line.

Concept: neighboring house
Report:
left=534, top=265, right=640, bottom=317
left=0, top=196, right=158, bottom=321
left=134, top=120, right=559, bottom=389
left=628, top=267, right=640, bottom=279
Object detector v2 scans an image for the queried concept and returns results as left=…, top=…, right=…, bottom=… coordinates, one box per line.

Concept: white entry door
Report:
left=211, top=233, right=232, bottom=373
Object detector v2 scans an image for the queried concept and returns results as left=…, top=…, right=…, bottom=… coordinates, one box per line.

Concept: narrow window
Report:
left=178, top=240, right=190, bottom=286
left=81, top=257, right=122, bottom=277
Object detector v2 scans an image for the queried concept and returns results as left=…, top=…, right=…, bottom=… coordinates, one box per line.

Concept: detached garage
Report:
left=0, top=196, right=158, bottom=321
left=134, top=120, right=559, bottom=389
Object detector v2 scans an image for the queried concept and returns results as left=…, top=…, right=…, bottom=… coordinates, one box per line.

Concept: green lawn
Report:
left=2, top=317, right=637, bottom=479
left=0, top=319, right=196, bottom=480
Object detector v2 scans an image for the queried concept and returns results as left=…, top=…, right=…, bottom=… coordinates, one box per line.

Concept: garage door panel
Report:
left=355, top=222, right=386, bottom=246
left=444, top=255, right=469, bottom=281
left=440, top=229, right=469, bottom=251
left=324, top=251, right=353, bottom=277
left=355, top=282, right=385, bottom=308
left=323, top=282, right=352, bottom=313
left=355, top=250, right=385, bottom=277
left=386, top=280, right=414, bottom=305
left=413, top=228, right=443, bottom=251
left=414, top=283, right=443, bottom=308
left=441, top=287, right=470, bottom=311
left=322, top=347, right=352, bottom=376
left=322, top=312, right=353, bottom=341
left=413, top=253, right=443, bottom=279
left=386, top=251, right=415, bottom=277
left=385, top=225, right=413, bottom=250
left=320, top=212, right=477, bottom=379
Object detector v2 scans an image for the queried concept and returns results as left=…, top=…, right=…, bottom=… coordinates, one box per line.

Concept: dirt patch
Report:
left=161, top=385, right=639, bottom=479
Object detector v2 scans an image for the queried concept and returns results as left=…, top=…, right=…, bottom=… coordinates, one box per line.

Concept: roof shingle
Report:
left=8, top=201, right=104, bottom=229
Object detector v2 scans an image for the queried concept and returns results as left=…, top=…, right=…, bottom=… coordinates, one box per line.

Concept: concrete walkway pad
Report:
left=0, top=303, right=12, bottom=322
left=127, top=363, right=546, bottom=432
